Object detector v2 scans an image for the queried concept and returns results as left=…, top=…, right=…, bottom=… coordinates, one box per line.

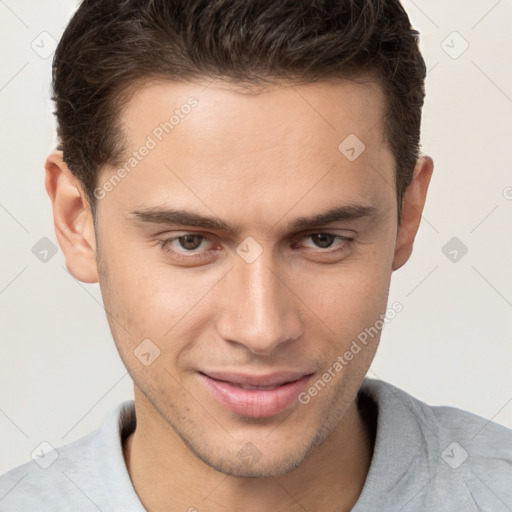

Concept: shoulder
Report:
left=356, top=377, right=512, bottom=511
left=0, top=430, right=99, bottom=511
left=0, top=400, right=138, bottom=511
left=359, top=376, right=512, bottom=450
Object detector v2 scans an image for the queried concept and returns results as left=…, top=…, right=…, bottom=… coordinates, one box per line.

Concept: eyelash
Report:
left=158, top=232, right=353, bottom=261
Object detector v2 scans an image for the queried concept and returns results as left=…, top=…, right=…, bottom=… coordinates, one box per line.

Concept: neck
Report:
left=123, top=389, right=373, bottom=512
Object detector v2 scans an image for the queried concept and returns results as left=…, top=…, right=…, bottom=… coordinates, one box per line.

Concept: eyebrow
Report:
left=127, top=203, right=379, bottom=235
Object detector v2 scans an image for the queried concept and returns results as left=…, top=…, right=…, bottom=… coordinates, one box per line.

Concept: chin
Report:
left=202, top=450, right=307, bottom=479
left=189, top=429, right=327, bottom=479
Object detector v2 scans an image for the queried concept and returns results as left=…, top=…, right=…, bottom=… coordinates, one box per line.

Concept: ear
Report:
left=392, top=155, right=434, bottom=271
left=45, top=150, right=99, bottom=283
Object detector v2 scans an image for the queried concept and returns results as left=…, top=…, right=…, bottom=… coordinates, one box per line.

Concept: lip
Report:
left=197, top=370, right=315, bottom=418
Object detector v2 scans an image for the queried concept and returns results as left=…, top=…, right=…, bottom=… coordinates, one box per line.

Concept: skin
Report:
left=45, top=77, right=433, bottom=512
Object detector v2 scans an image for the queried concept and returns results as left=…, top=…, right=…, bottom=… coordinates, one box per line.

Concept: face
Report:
left=49, top=77, right=431, bottom=478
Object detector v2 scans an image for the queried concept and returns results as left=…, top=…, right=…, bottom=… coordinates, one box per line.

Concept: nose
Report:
left=215, top=249, right=304, bottom=355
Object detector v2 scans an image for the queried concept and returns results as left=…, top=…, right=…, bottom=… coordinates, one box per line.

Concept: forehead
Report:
left=120, top=76, right=387, bottom=150
left=101, top=77, right=395, bottom=231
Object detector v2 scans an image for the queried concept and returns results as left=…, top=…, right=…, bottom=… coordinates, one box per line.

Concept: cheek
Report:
left=101, top=255, right=223, bottom=355
left=99, top=237, right=184, bottom=319
left=296, top=258, right=392, bottom=333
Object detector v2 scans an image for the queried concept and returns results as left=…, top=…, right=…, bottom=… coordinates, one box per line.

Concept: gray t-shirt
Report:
left=1, top=377, right=511, bottom=511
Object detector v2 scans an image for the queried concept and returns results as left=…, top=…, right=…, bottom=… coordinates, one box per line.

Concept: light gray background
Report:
left=1, top=0, right=511, bottom=473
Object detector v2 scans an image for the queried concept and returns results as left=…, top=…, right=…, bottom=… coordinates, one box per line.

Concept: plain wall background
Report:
left=1, top=0, right=511, bottom=474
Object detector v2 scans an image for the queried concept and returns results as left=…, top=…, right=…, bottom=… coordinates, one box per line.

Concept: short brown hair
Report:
left=51, top=0, right=426, bottom=222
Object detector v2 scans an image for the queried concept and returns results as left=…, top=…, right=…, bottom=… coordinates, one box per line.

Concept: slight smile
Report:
left=197, top=370, right=316, bottom=418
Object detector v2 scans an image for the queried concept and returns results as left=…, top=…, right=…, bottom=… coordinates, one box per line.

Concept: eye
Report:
left=296, top=232, right=353, bottom=254
left=158, top=231, right=354, bottom=263
left=301, top=233, right=350, bottom=249
left=169, top=234, right=206, bottom=251
left=158, top=233, right=216, bottom=261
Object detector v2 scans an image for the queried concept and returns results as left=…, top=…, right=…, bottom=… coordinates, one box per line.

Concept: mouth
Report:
left=225, top=382, right=289, bottom=390
left=197, top=370, right=315, bottom=418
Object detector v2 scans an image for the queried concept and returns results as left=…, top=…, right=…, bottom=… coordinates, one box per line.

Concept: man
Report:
left=1, top=0, right=511, bottom=510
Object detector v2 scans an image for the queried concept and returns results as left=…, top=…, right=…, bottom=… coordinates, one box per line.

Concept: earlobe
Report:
left=392, top=155, right=434, bottom=271
left=44, top=151, right=99, bottom=283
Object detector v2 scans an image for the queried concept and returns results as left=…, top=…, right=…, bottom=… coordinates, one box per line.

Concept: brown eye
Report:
left=175, top=234, right=204, bottom=251
left=308, top=233, right=337, bottom=249
left=300, top=233, right=353, bottom=251
left=158, top=233, right=217, bottom=262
